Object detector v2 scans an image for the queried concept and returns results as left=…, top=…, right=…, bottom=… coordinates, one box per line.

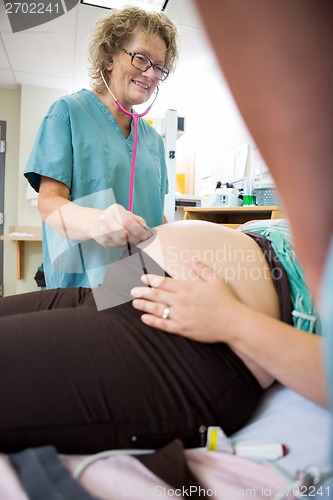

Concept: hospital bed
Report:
left=0, top=382, right=331, bottom=499
left=0, top=219, right=331, bottom=498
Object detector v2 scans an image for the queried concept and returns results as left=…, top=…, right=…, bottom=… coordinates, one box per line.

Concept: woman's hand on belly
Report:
left=131, top=259, right=275, bottom=388
left=131, top=259, right=237, bottom=344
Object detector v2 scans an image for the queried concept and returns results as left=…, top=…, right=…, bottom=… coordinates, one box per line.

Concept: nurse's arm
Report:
left=38, top=176, right=148, bottom=246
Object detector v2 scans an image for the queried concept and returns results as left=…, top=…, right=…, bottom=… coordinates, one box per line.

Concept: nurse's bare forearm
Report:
left=39, top=193, right=102, bottom=241
left=39, top=193, right=148, bottom=247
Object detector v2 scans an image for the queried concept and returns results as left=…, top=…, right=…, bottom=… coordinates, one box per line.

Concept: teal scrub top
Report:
left=24, top=89, right=168, bottom=289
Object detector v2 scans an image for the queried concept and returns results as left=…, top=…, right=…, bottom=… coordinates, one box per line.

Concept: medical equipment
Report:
left=206, top=426, right=287, bottom=460
left=100, top=70, right=159, bottom=212
left=272, top=465, right=333, bottom=500
left=201, top=188, right=243, bottom=207
left=100, top=71, right=159, bottom=282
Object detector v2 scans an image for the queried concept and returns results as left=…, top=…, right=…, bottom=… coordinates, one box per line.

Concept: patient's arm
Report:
left=132, top=261, right=327, bottom=408
left=132, top=221, right=327, bottom=407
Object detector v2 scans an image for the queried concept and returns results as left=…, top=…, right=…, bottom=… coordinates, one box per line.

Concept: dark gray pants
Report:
left=0, top=249, right=267, bottom=455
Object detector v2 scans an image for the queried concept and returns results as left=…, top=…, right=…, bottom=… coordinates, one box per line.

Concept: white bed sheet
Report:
left=62, top=384, right=332, bottom=498
left=231, top=382, right=332, bottom=477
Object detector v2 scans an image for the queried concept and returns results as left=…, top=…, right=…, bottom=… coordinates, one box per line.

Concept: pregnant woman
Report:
left=0, top=219, right=323, bottom=454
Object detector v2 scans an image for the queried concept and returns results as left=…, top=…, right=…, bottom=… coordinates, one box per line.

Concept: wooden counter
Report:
left=0, top=226, right=42, bottom=279
left=182, top=205, right=286, bottom=228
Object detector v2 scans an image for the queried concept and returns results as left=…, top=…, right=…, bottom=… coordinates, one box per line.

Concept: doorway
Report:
left=0, top=121, right=6, bottom=296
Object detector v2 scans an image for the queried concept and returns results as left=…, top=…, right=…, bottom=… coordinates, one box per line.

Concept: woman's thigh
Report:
left=0, top=299, right=261, bottom=454
left=0, top=287, right=91, bottom=317
left=0, top=223, right=268, bottom=455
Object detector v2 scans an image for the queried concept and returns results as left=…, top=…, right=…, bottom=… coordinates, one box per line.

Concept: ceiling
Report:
left=0, top=0, right=218, bottom=92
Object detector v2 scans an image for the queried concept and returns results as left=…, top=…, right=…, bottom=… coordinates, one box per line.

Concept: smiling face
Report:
left=106, top=30, right=167, bottom=111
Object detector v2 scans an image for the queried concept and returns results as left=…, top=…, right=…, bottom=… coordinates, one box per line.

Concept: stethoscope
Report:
left=100, top=70, right=159, bottom=212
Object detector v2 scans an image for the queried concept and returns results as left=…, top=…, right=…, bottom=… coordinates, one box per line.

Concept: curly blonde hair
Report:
left=88, top=6, right=179, bottom=92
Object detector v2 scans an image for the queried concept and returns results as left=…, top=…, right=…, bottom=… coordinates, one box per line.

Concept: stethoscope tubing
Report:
left=100, top=70, right=159, bottom=212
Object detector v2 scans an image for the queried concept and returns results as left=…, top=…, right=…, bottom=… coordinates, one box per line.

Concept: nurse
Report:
left=24, top=6, right=179, bottom=289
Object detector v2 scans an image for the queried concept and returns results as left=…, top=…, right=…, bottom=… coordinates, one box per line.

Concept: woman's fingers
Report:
left=131, top=275, right=190, bottom=333
left=130, top=262, right=234, bottom=343
left=132, top=297, right=167, bottom=318
left=131, top=275, right=192, bottom=309
left=132, top=295, right=182, bottom=334
left=131, top=277, right=176, bottom=302
left=139, top=313, right=180, bottom=333
left=140, top=274, right=179, bottom=290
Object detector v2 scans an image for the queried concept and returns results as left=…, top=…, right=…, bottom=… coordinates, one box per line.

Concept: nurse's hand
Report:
left=39, top=178, right=151, bottom=246
left=131, top=259, right=244, bottom=343
left=95, top=203, right=150, bottom=247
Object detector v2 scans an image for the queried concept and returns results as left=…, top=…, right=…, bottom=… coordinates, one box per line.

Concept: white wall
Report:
left=17, top=85, right=65, bottom=225
left=0, top=85, right=65, bottom=295
left=15, top=85, right=65, bottom=295
left=143, top=51, right=253, bottom=195
left=0, top=88, right=20, bottom=296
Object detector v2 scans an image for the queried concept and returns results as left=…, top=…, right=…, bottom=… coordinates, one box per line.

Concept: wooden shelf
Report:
left=183, top=206, right=286, bottom=227
left=0, top=226, right=42, bottom=279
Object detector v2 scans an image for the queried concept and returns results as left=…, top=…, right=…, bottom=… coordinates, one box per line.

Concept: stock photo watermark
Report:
left=165, top=244, right=285, bottom=283
left=3, top=0, right=79, bottom=32
left=42, top=192, right=293, bottom=312
left=121, top=483, right=331, bottom=498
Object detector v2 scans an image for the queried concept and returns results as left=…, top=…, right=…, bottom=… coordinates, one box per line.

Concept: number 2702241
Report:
left=5, top=3, right=61, bottom=14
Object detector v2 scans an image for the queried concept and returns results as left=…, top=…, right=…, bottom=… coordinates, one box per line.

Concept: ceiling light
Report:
left=80, top=0, right=169, bottom=12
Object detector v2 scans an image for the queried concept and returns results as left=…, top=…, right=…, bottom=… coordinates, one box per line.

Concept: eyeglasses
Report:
left=122, top=49, right=169, bottom=81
